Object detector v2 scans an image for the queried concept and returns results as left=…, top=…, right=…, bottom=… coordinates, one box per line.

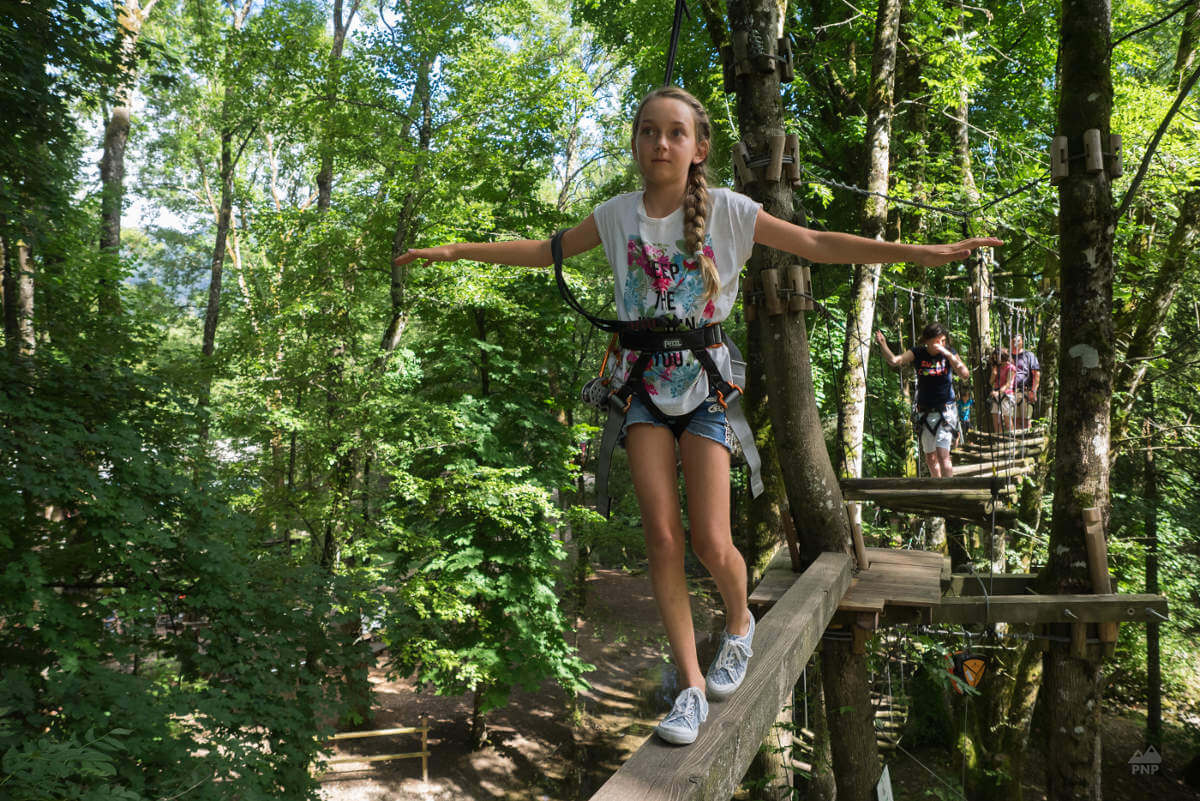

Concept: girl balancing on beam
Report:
left=394, top=85, right=1001, bottom=745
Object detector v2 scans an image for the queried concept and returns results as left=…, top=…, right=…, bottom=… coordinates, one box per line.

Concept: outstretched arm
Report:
left=393, top=215, right=602, bottom=269
left=754, top=210, right=1002, bottom=267
left=875, top=330, right=914, bottom=369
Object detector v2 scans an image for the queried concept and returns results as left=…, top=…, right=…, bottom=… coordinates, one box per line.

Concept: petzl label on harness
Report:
left=663, top=337, right=684, bottom=349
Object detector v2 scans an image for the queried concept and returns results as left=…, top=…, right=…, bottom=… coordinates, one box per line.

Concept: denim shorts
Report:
left=620, top=395, right=732, bottom=452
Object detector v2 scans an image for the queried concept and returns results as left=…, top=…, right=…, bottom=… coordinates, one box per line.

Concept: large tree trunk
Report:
left=960, top=638, right=1043, bottom=801
left=726, top=0, right=879, bottom=796
left=1043, top=2, right=1115, bottom=799
left=837, top=0, right=900, bottom=499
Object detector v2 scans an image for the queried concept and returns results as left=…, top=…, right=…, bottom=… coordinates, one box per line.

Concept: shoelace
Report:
left=712, top=637, right=753, bottom=677
left=666, top=690, right=701, bottom=726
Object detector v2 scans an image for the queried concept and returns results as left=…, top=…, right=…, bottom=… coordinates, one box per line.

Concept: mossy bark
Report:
left=724, top=0, right=879, bottom=794
left=1042, top=2, right=1115, bottom=798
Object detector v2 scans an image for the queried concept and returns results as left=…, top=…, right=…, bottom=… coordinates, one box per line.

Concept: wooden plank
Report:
left=588, top=552, right=853, bottom=801
left=843, top=490, right=1008, bottom=504
left=326, top=751, right=429, bottom=765
left=944, top=573, right=1037, bottom=596
left=329, top=726, right=425, bottom=741
left=864, top=547, right=945, bottom=568
left=932, top=594, right=1169, bottom=624
left=841, top=477, right=1009, bottom=491
left=950, top=462, right=1033, bottom=477
left=968, top=428, right=1047, bottom=442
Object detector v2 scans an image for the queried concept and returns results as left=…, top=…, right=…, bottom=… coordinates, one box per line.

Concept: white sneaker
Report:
left=655, top=686, right=709, bottom=745
left=706, top=613, right=755, bottom=700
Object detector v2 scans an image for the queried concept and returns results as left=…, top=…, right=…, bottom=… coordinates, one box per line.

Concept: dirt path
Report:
left=318, top=568, right=723, bottom=801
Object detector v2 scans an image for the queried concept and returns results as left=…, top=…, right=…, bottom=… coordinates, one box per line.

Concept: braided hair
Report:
left=631, top=86, right=719, bottom=301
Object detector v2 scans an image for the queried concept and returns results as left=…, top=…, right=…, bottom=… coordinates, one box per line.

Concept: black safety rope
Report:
left=664, top=0, right=689, bottom=86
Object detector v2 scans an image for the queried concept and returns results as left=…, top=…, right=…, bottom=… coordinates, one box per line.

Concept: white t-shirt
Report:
left=592, top=187, right=761, bottom=416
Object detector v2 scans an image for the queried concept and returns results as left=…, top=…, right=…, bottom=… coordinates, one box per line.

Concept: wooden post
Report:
left=845, top=502, right=870, bottom=571
left=1083, top=507, right=1119, bottom=649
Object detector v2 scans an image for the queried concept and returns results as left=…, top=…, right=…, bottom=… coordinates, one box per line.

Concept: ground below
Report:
left=318, top=567, right=1199, bottom=801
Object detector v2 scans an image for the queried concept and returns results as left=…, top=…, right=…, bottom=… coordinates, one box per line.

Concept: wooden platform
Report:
left=750, top=547, right=945, bottom=621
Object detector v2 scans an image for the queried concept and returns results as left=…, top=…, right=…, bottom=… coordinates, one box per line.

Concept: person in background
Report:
left=988, top=347, right=1016, bottom=433
left=956, top=382, right=974, bottom=446
left=1010, top=335, right=1040, bottom=429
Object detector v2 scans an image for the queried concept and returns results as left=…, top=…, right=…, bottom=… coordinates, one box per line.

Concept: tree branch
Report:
left=1116, top=61, right=1200, bottom=219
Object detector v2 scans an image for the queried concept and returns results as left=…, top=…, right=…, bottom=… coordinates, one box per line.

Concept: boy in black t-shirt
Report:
left=876, top=323, right=971, bottom=477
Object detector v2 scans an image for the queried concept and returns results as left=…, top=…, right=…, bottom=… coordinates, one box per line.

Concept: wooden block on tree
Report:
left=1070, top=622, right=1088, bottom=658
left=759, top=268, right=784, bottom=315
left=766, top=133, right=786, bottom=183
left=741, top=274, right=757, bottom=322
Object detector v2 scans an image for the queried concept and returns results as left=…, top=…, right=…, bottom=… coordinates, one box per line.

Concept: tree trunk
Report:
left=97, top=0, right=157, bottom=317
left=837, top=0, right=900, bottom=501
left=725, top=0, right=877, bottom=794
left=471, top=688, right=489, bottom=750
left=202, top=129, right=234, bottom=362
left=1143, top=409, right=1161, bottom=748
left=953, top=90, right=992, bottom=423
left=727, top=0, right=850, bottom=564
left=316, top=0, right=359, bottom=212
left=1175, top=0, right=1200, bottom=82
left=822, top=638, right=880, bottom=800
left=381, top=56, right=433, bottom=351
left=802, top=657, right=837, bottom=801
left=3, top=237, right=35, bottom=363
left=740, top=318, right=792, bottom=582
left=1043, top=2, right=1115, bottom=798
left=961, top=637, right=1043, bottom=801
left=1111, top=188, right=1200, bottom=451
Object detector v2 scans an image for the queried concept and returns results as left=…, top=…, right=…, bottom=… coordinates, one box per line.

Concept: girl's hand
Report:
left=393, top=245, right=458, bottom=267
left=915, top=237, right=1004, bottom=267
left=928, top=341, right=950, bottom=358
left=874, top=330, right=886, bottom=346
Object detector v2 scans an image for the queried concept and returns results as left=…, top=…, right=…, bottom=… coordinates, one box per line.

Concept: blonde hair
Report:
left=631, top=86, right=719, bottom=301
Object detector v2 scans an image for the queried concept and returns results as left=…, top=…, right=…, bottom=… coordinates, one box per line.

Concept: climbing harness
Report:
left=552, top=230, right=764, bottom=517
left=914, top=401, right=959, bottom=443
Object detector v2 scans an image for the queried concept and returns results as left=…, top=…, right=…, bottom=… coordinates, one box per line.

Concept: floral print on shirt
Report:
left=618, top=234, right=716, bottom=400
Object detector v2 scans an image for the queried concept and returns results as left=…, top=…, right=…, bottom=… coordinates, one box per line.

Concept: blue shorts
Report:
left=620, top=396, right=732, bottom=452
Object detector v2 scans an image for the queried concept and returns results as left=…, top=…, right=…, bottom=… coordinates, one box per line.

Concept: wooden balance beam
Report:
left=588, top=552, right=852, bottom=801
